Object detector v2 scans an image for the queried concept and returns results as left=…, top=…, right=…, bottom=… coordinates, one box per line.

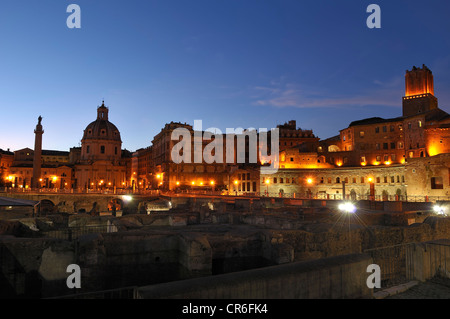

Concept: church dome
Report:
left=82, top=102, right=122, bottom=142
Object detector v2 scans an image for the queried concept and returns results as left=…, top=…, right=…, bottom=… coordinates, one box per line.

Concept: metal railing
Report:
left=1, top=187, right=161, bottom=196
left=42, top=225, right=118, bottom=241
left=3, top=186, right=448, bottom=203
left=364, top=243, right=416, bottom=290
left=423, top=241, right=450, bottom=280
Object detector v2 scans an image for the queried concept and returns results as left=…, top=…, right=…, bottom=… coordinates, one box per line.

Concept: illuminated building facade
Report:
left=73, top=102, right=130, bottom=189
left=263, top=65, right=450, bottom=199
left=3, top=65, right=449, bottom=199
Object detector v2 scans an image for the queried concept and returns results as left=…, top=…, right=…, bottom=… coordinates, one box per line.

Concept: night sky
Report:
left=1, top=0, right=450, bottom=152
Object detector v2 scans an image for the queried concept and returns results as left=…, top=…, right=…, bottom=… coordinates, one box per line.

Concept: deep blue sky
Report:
left=1, top=0, right=450, bottom=152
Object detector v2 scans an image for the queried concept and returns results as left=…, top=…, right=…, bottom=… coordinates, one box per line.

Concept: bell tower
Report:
left=402, top=65, right=438, bottom=117
left=97, top=100, right=109, bottom=120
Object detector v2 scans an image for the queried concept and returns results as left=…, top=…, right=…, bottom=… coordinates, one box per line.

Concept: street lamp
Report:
left=265, top=178, right=270, bottom=195
left=368, top=177, right=375, bottom=201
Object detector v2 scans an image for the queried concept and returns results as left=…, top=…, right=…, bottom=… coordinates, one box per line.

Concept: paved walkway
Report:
left=385, top=277, right=450, bottom=299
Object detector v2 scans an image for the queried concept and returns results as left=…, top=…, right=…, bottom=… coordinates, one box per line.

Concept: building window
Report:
left=390, top=125, right=394, bottom=132
left=280, top=178, right=284, bottom=184
left=408, top=151, right=414, bottom=158
left=391, top=176, right=395, bottom=183
left=290, top=157, right=294, bottom=162
left=87, top=145, right=90, bottom=154
left=398, top=142, right=404, bottom=149
left=383, top=126, right=387, bottom=132
left=390, top=142, right=396, bottom=149
left=115, top=146, right=118, bottom=155
left=418, top=121, right=422, bottom=128
left=352, top=177, right=356, bottom=183
left=360, top=131, right=365, bottom=138
left=376, top=155, right=381, bottom=161
left=273, top=177, right=277, bottom=184
left=336, top=177, right=341, bottom=184
left=376, top=143, right=380, bottom=150
left=408, top=123, right=412, bottom=129
left=101, top=146, right=105, bottom=154
left=384, top=176, right=388, bottom=183
left=398, top=124, right=403, bottom=131
left=328, top=177, right=332, bottom=184
left=384, top=155, right=389, bottom=162
left=431, top=177, right=444, bottom=189
left=376, top=177, right=381, bottom=183
left=375, top=127, right=379, bottom=133
left=361, top=177, right=365, bottom=184
left=383, top=143, right=388, bottom=150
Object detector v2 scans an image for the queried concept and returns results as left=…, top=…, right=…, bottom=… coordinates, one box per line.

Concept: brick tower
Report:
left=402, top=64, right=438, bottom=117
left=32, top=116, right=44, bottom=189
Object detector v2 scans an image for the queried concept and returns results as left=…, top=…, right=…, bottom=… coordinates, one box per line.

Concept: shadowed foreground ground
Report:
left=387, top=277, right=450, bottom=299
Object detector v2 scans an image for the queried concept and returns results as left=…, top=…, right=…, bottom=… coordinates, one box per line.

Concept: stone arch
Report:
left=108, top=198, right=123, bottom=212
left=350, top=189, right=357, bottom=201
left=40, top=199, right=56, bottom=214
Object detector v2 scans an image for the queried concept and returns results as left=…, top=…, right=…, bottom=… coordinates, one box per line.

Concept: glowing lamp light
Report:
left=210, top=181, right=215, bottom=185
left=265, top=179, right=270, bottom=185
left=157, top=174, right=161, bottom=179
left=234, top=180, right=238, bottom=185
left=368, top=177, right=373, bottom=183
left=53, top=176, right=57, bottom=182
left=200, top=182, right=203, bottom=186
left=433, top=205, right=446, bottom=216
left=191, top=181, right=195, bottom=185
left=338, top=202, right=357, bottom=214
left=123, top=195, right=132, bottom=202
left=176, top=181, right=180, bottom=186
left=361, top=162, right=367, bottom=167
left=307, top=178, right=313, bottom=184
left=384, top=161, right=391, bottom=166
